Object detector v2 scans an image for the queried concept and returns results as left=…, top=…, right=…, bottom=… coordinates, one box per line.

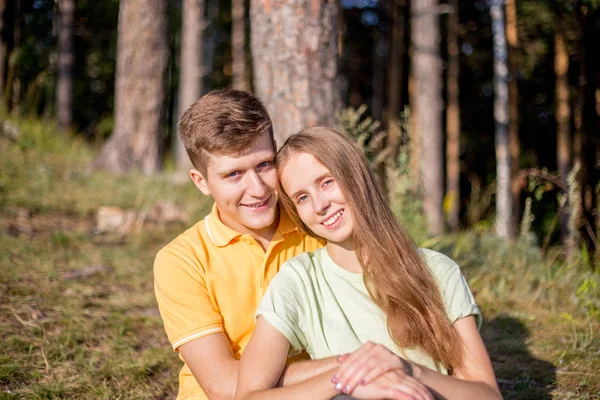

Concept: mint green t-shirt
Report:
left=256, top=248, right=481, bottom=373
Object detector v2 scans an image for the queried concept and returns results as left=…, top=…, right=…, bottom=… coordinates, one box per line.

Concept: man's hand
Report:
left=332, top=341, right=414, bottom=395
left=349, top=370, right=433, bottom=400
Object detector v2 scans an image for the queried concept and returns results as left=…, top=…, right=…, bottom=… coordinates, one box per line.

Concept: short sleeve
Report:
left=154, top=244, right=223, bottom=351
left=422, top=249, right=482, bottom=329
left=255, top=262, right=308, bottom=357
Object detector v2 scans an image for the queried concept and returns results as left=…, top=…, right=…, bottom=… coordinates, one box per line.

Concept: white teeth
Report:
left=247, top=199, right=268, bottom=208
left=322, top=210, right=343, bottom=226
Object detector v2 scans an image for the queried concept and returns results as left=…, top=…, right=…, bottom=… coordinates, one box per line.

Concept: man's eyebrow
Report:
left=288, top=172, right=330, bottom=199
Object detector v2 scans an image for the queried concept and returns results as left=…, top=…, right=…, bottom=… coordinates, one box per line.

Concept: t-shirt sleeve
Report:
left=154, top=243, right=223, bottom=351
left=423, top=250, right=482, bottom=329
left=255, top=262, right=308, bottom=357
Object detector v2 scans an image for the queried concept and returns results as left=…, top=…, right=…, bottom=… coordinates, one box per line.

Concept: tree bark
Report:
left=490, top=0, right=513, bottom=240
left=93, top=0, right=169, bottom=174
left=56, top=0, right=75, bottom=134
left=554, top=18, right=571, bottom=250
left=506, top=0, right=520, bottom=232
left=411, top=0, right=443, bottom=236
left=176, top=0, right=205, bottom=170
left=446, top=0, right=460, bottom=232
left=385, top=0, right=405, bottom=168
left=232, top=0, right=249, bottom=91
left=0, top=0, right=6, bottom=99
left=250, top=0, right=340, bottom=144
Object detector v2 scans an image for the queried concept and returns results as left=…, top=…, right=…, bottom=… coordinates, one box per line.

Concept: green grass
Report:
left=1, top=117, right=599, bottom=399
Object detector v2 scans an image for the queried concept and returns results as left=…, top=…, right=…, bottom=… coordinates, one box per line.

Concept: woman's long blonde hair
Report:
left=276, top=126, right=463, bottom=370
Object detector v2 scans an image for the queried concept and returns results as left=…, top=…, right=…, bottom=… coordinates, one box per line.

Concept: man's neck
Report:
left=217, top=207, right=280, bottom=252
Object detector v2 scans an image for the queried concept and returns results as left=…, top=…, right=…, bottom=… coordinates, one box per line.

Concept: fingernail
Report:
left=343, top=385, right=351, bottom=394
left=334, top=383, right=343, bottom=391
left=331, top=376, right=338, bottom=384
left=359, top=379, right=365, bottom=386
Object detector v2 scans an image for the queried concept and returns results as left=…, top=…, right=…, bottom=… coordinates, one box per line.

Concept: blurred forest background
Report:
left=0, top=0, right=599, bottom=399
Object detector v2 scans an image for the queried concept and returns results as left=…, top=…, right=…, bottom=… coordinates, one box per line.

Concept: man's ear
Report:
left=190, top=169, right=211, bottom=196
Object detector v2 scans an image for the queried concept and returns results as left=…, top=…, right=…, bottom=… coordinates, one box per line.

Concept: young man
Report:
left=154, top=89, right=336, bottom=400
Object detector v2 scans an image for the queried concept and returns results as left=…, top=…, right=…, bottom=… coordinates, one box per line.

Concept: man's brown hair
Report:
left=178, top=89, right=273, bottom=174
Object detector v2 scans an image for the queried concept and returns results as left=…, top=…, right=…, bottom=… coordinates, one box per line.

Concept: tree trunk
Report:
left=250, top=0, right=340, bottom=144
left=93, top=0, right=169, bottom=174
left=554, top=18, right=571, bottom=250
left=385, top=0, right=405, bottom=168
left=10, top=0, right=20, bottom=113
left=506, top=0, right=520, bottom=232
left=56, top=0, right=75, bottom=134
left=232, top=0, right=249, bottom=91
left=490, top=0, right=513, bottom=240
left=0, top=0, right=7, bottom=99
left=176, top=0, right=205, bottom=170
left=408, top=63, right=420, bottom=186
left=446, top=0, right=460, bottom=232
left=411, top=0, right=443, bottom=236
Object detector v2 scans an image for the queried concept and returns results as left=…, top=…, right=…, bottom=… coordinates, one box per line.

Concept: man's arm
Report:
left=278, top=356, right=340, bottom=387
left=179, top=333, right=239, bottom=400
left=180, top=332, right=340, bottom=400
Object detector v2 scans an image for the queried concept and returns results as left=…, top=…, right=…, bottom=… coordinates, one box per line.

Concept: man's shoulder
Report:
left=154, top=218, right=210, bottom=272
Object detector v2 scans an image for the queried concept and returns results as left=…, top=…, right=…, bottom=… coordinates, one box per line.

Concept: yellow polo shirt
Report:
left=154, top=203, right=323, bottom=400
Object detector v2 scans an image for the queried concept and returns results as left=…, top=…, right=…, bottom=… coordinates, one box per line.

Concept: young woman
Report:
left=235, top=127, right=501, bottom=400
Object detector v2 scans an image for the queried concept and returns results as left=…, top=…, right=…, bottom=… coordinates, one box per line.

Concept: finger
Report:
left=337, top=353, right=350, bottom=364
left=359, top=354, right=406, bottom=386
left=335, top=343, right=381, bottom=390
left=391, top=379, right=434, bottom=400
left=332, top=342, right=376, bottom=384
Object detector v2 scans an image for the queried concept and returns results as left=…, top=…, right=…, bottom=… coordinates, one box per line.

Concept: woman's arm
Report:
left=234, top=316, right=340, bottom=400
left=333, top=316, right=502, bottom=400
left=413, top=316, right=501, bottom=400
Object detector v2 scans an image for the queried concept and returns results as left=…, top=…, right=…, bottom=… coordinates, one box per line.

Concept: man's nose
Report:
left=245, top=171, right=268, bottom=197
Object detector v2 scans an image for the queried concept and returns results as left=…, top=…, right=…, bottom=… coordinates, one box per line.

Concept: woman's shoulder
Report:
left=418, top=248, right=462, bottom=279
left=276, top=249, right=325, bottom=279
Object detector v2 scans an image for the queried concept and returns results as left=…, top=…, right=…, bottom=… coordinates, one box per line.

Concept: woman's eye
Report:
left=322, top=179, right=334, bottom=188
left=297, top=194, right=308, bottom=204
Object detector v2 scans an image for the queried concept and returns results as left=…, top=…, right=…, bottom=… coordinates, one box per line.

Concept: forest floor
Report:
left=1, top=120, right=599, bottom=399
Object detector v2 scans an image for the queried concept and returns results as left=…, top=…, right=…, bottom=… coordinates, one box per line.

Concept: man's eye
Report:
left=257, top=161, right=272, bottom=169
left=227, top=171, right=241, bottom=178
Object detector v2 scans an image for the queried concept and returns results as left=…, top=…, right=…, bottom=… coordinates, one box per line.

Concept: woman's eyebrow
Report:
left=287, top=173, right=330, bottom=199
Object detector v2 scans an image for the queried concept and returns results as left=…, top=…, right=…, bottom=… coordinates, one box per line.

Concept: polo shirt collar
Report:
left=205, top=202, right=299, bottom=247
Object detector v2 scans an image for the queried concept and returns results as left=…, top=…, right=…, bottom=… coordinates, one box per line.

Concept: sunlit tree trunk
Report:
left=409, top=65, right=420, bottom=185
left=554, top=17, right=571, bottom=250
left=176, top=0, right=204, bottom=170
left=0, top=0, right=6, bottom=99
left=412, top=0, right=443, bottom=236
left=56, top=0, right=74, bottom=134
left=93, top=0, right=169, bottom=174
left=231, top=0, right=249, bottom=90
left=506, top=0, right=520, bottom=231
left=446, top=0, right=460, bottom=231
left=250, top=0, right=339, bottom=144
left=490, top=0, right=513, bottom=240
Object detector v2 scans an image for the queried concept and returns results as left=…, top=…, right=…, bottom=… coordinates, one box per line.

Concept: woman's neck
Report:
left=325, top=241, right=362, bottom=273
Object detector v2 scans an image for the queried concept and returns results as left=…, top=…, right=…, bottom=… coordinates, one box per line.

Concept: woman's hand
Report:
left=350, top=370, right=433, bottom=400
left=332, top=341, right=416, bottom=395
